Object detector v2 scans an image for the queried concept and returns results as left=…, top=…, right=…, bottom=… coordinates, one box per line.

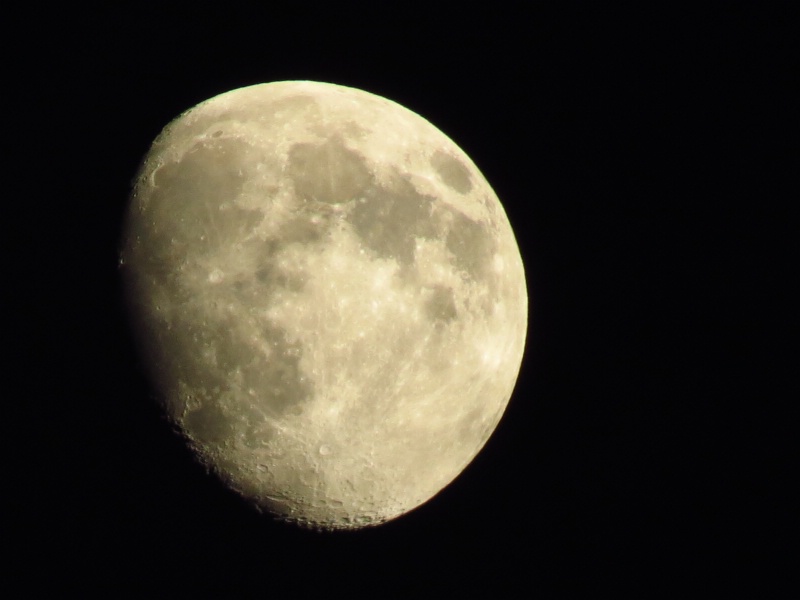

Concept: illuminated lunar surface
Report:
left=121, top=81, right=527, bottom=529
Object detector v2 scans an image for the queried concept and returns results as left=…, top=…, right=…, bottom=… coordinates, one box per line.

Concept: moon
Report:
left=120, top=81, right=527, bottom=530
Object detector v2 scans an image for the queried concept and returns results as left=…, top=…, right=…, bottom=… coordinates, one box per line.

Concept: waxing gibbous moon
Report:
left=120, top=81, right=527, bottom=530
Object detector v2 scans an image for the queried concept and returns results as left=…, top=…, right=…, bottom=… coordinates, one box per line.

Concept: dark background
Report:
left=10, top=3, right=792, bottom=597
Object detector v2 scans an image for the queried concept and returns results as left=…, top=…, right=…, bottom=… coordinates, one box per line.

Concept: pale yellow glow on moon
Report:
left=120, top=81, right=527, bottom=529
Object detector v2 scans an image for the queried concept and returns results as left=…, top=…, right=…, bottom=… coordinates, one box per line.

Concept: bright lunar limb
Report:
left=121, top=81, right=527, bottom=530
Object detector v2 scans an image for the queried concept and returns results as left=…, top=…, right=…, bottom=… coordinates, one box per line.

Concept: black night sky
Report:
left=10, top=4, right=792, bottom=597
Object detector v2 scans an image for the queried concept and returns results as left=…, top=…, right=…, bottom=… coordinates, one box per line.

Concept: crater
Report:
left=184, top=402, right=233, bottom=445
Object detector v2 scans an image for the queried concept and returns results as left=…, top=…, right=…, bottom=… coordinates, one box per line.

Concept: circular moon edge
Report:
left=121, top=81, right=527, bottom=530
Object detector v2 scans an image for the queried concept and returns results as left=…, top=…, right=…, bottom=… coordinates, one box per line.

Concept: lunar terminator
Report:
left=121, top=81, right=527, bottom=529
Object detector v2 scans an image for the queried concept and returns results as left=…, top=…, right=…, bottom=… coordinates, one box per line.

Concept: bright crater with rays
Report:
left=121, top=81, right=527, bottom=529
